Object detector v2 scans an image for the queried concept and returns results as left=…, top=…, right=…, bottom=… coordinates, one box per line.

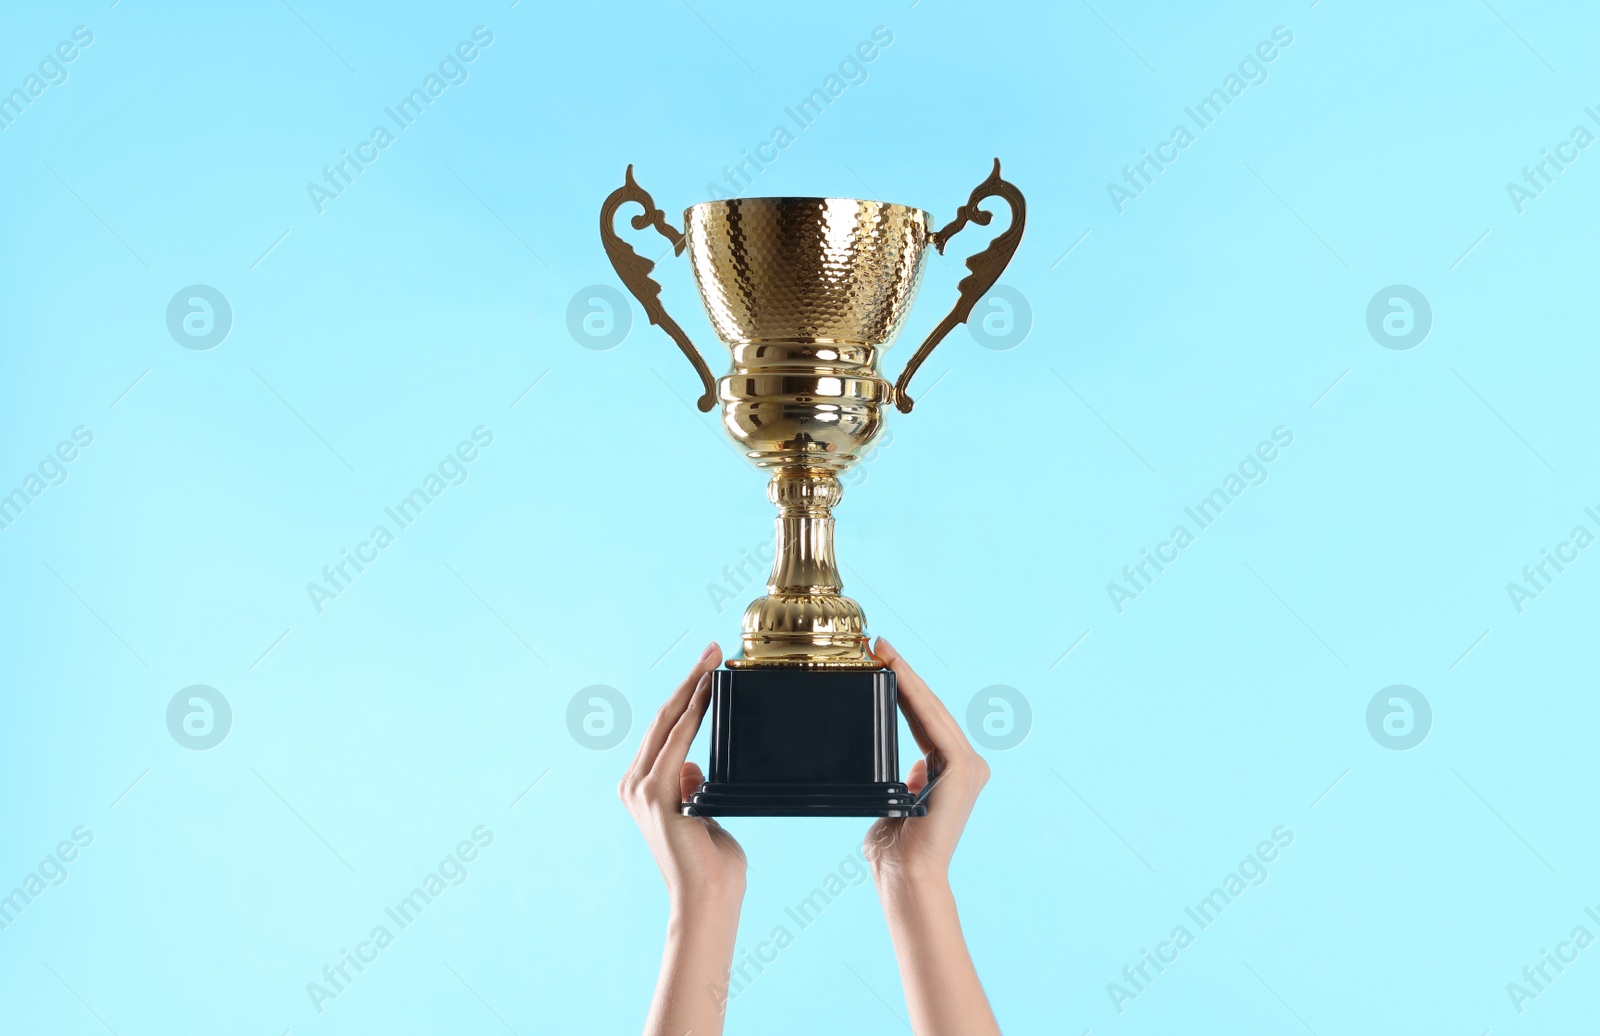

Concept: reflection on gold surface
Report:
left=602, top=161, right=1025, bottom=668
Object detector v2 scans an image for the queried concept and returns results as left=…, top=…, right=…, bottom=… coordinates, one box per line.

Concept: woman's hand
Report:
left=864, top=637, right=991, bottom=888
left=620, top=642, right=745, bottom=1035
left=863, top=637, right=1000, bottom=1036
left=619, top=640, right=746, bottom=906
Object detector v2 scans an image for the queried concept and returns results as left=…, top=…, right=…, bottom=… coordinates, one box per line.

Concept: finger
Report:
left=679, top=760, right=705, bottom=803
left=880, top=637, right=964, bottom=749
left=647, top=671, right=713, bottom=799
left=897, top=683, right=938, bottom=757
left=628, top=642, right=720, bottom=779
left=877, top=637, right=974, bottom=760
left=904, top=757, right=929, bottom=795
left=875, top=637, right=936, bottom=755
left=900, top=703, right=936, bottom=758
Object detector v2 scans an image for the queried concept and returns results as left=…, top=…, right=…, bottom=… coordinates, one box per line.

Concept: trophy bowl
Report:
left=686, top=196, right=931, bottom=475
left=600, top=161, right=1025, bottom=815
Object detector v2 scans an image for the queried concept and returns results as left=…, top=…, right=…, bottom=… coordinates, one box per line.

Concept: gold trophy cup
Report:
left=601, top=160, right=1024, bottom=816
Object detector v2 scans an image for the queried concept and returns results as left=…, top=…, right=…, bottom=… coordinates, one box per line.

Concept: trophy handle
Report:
left=893, top=159, right=1027, bottom=414
left=600, top=165, right=717, bottom=412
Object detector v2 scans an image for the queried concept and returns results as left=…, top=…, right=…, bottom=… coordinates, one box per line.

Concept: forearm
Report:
left=643, top=901, right=741, bottom=1036
left=876, top=874, right=999, bottom=1036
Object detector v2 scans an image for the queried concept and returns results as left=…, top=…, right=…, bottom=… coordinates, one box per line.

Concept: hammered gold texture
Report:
left=685, top=198, right=931, bottom=347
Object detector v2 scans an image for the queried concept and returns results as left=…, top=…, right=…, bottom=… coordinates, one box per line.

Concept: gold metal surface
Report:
left=599, top=166, right=717, bottom=411
left=895, top=159, right=1028, bottom=414
left=601, top=161, right=1026, bottom=668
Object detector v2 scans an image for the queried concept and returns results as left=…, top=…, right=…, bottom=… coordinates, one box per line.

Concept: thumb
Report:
left=680, top=761, right=705, bottom=803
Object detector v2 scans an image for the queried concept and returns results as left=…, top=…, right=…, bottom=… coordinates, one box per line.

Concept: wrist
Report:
left=668, top=887, right=744, bottom=930
left=873, top=863, right=952, bottom=906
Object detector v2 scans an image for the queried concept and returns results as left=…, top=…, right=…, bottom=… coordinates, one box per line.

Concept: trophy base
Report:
left=680, top=668, right=927, bottom=819
left=682, top=782, right=924, bottom=818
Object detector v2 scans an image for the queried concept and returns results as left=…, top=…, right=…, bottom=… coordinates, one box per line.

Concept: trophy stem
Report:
left=728, top=468, right=878, bottom=669
left=769, top=468, right=843, bottom=594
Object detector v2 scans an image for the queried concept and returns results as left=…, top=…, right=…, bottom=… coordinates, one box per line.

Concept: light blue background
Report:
left=2, top=1, right=1596, bottom=1033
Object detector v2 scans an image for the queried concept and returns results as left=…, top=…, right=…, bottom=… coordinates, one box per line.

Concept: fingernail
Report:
left=699, top=641, right=718, bottom=662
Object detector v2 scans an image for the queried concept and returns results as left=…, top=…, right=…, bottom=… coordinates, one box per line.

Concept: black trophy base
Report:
left=681, top=668, right=927, bottom=818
